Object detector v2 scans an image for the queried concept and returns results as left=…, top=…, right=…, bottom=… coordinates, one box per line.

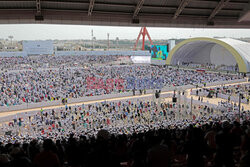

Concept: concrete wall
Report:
left=55, top=51, right=151, bottom=56
left=0, top=51, right=27, bottom=57
left=0, top=50, right=151, bottom=57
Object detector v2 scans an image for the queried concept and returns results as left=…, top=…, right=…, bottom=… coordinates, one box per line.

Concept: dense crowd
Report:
left=0, top=98, right=249, bottom=167
left=0, top=55, right=249, bottom=167
left=0, top=55, right=127, bottom=70
left=0, top=63, right=242, bottom=107
left=0, top=98, right=219, bottom=142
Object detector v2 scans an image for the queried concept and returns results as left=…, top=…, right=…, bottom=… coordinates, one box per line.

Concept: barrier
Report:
left=0, top=78, right=247, bottom=113
left=190, top=79, right=248, bottom=104
left=0, top=92, right=173, bottom=123
left=0, top=89, right=171, bottom=113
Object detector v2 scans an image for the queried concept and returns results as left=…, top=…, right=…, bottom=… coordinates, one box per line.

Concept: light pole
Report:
left=190, top=96, right=193, bottom=119
left=91, top=29, right=94, bottom=50
left=238, top=93, right=242, bottom=122
left=178, top=90, right=181, bottom=120
left=116, top=37, right=119, bottom=50
left=107, top=33, right=110, bottom=51
left=93, top=37, right=96, bottom=50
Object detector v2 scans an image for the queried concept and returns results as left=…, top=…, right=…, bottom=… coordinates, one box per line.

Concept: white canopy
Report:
left=167, top=37, right=250, bottom=73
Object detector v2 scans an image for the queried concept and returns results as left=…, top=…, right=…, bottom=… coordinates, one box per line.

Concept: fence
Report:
left=190, top=79, right=248, bottom=104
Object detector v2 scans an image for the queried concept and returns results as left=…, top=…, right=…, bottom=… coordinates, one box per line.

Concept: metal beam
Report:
left=0, top=7, right=239, bottom=19
left=1, top=10, right=250, bottom=28
left=133, top=0, right=145, bottom=18
left=0, top=8, right=239, bottom=19
left=208, top=0, right=230, bottom=21
left=88, top=0, right=95, bottom=16
left=40, top=0, right=248, bottom=6
left=238, top=1, right=250, bottom=22
left=0, top=0, right=247, bottom=6
left=193, top=0, right=246, bottom=6
left=173, top=0, right=191, bottom=19
left=36, top=0, right=41, bottom=14
left=0, top=1, right=242, bottom=13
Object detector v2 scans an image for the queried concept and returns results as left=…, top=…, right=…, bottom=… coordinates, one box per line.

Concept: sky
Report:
left=0, top=24, right=250, bottom=41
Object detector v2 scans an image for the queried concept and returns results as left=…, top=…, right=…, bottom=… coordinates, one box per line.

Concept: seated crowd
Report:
left=0, top=55, right=125, bottom=71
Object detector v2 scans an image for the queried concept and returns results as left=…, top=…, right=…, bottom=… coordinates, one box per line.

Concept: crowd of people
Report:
left=192, top=83, right=250, bottom=104
left=0, top=58, right=242, bottom=107
left=0, top=98, right=249, bottom=167
left=0, top=55, right=127, bottom=71
left=0, top=98, right=220, bottom=142
left=0, top=55, right=249, bottom=167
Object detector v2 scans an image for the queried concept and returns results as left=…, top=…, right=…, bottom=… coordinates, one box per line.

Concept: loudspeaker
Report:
left=167, top=43, right=169, bottom=52
left=155, top=92, right=159, bottom=99
left=35, top=15, right=44, bottom=21
left=172, top=97, right=177, bottom=103
left=207, top=21, right=214, bottom=26
left=132, top=18, right=139, bottom=24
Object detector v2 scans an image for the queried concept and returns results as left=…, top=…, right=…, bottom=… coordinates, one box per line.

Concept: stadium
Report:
left=0, top=1, right=250, bottom=167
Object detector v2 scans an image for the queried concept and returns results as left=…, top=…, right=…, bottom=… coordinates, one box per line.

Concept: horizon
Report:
left=0, top=24, right=250, bottom=41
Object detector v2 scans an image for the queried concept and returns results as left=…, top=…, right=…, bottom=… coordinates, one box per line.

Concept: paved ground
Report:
left=187, top=81, right=250, bottom=110
left=0, top=91, right=174, bottom=118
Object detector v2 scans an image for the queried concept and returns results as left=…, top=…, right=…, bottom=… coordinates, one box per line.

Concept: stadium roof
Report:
left=167, top=37, right=250, bottom=72
left=0, top=0, right=250, bottom=28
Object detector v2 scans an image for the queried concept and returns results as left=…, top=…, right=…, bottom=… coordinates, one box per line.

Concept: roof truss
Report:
left=36, top=0, right=41, bottom=15
left=208, top=0, right=230, bottom=21
left=173, top=0, right=191, bottom=19
left=133, top=0, right=145, bottom=18
left=88, top=0, right=95, bottom=16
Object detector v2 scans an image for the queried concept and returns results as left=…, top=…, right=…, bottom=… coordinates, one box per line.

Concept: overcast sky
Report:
left=0, top=24, right=250, bottom=41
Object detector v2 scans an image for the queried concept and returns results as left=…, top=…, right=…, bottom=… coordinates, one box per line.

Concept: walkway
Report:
left=0, top=80, right=248, bottom=120
left=187, top=81, right=250, bottom=110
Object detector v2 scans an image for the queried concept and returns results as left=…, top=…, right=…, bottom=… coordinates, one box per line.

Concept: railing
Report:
left=190, top=79, right=249, bottom=104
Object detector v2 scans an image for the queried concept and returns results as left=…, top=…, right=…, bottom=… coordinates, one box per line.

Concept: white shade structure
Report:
left=167, top=37, right=250, bottom=73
